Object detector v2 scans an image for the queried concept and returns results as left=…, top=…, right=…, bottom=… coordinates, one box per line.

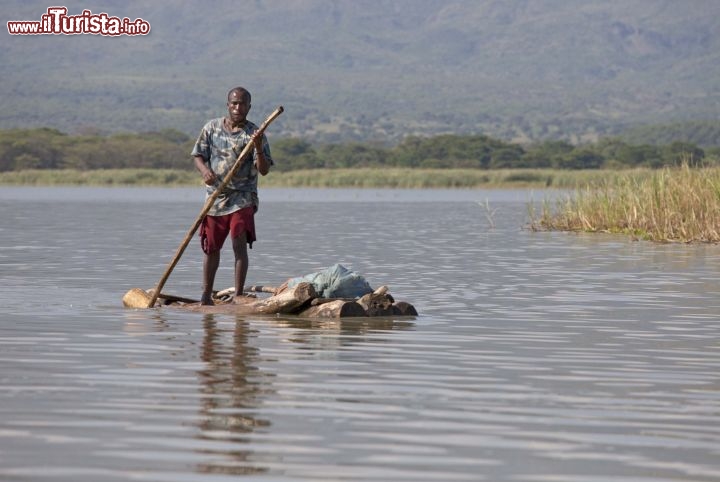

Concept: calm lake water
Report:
left=1, top=186, right=720, bottom=482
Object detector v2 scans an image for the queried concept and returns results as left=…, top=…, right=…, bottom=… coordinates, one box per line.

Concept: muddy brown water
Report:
left=1, top=187, right=720, bottom=481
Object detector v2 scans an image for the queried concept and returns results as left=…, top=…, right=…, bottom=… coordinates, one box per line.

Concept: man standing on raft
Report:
left=191, top=87, right=274, bottom=305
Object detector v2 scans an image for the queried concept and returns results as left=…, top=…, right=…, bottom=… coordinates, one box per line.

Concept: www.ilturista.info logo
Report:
left=7, top=6, right=150, bottom=36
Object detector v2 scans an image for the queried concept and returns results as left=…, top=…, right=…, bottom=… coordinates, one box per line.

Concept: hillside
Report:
left=2, top=0, right=719, bottom=144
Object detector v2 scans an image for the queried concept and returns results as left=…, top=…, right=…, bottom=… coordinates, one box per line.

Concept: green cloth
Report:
left=287, top=264, right=373, bottom=298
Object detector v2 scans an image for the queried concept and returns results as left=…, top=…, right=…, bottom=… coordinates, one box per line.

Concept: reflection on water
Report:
left=188, top=314, right=418, bottom=478
left=1, top=187, right=720, bottom=481
left=195, top=315, right=270, bottom=477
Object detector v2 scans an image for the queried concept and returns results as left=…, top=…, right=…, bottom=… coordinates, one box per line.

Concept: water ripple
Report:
left=1, top=189, right=720, bottom=481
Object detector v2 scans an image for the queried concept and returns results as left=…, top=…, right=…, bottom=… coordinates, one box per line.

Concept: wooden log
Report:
left=124, top=281, right=419, bottom=318
left=298, top=300, right=367, bottom=318
left=357, top=291, right=395, bottom=316
left=123, top=288, right=155, bottom=308
left=310, top=297, right=356, bottom=306
left=182, top=282, right=317, bottom=315
left=248, top=285, right=279, bottom=294
left=392, top=301, right=418, bottom=316
left=124, top=288, right=198, bottom=308
left=147, top=289, right=198, bottom=305
left=373, top=285, right=389, bottom=295
left=216, top=285, right=278, bottom=298
left=250, top=282, right=316, bottom=314
left=215, top=287, right=235, bottom=299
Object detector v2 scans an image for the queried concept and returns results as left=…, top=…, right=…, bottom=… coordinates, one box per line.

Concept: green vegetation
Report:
left=257, top=168, right=620, bottom=189
left=0, top=169, right=199, bottom=186
left=6, top=123, right=720, bottom=243
left=532, top=163, right=720, bottom=243
left=620, top=121, right=720, bottom=149
left=1, top=127, right=716, bottom=177
left=0, top=128, right=193, bottom=172
left=2, top=126, right=717, bottom=205
left=0, top=167, right=620, bottom=189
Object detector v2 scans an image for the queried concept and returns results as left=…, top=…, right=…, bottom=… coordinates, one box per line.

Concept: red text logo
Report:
left=7, top=7, right=151, bottom=36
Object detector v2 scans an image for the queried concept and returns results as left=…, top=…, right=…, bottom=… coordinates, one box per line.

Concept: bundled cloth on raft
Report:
left=285, top=263, right=373, bottom=299
left=123, top=264, right=417, bottom=318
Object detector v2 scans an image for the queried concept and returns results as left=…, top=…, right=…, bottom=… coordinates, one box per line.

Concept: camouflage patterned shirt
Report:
left=191, top=117, right=273, bottom=216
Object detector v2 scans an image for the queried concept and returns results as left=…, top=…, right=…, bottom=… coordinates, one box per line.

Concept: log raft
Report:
left=122, top=283, right=417, bottom=319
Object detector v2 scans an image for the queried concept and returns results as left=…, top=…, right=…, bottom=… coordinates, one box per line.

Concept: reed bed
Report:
left=268, top=168, right=628, bottom=188
left=532, top=164, right=720, bottom=243
left=0, top=169, right=200, bottom=186
left=0, top=168, right=622, bottom=189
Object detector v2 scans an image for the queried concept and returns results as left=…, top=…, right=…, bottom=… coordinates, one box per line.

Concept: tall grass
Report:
left=0, top=168, right=625, bottom=189
left=532, top=164, right=720, bottom=243
left=268, top=168, right=626, bottom=188
left=0, top=169, right=200, bottom=186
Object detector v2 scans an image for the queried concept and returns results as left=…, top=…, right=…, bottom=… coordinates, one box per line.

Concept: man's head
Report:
left=227, top=87, right=251, bottom=125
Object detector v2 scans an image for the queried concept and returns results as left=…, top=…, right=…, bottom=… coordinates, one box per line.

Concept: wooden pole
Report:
left=145, top=106, right=284, bottom=308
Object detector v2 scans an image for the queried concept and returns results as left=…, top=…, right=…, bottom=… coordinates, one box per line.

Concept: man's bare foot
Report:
left=200, top=294, right=214, bottom=306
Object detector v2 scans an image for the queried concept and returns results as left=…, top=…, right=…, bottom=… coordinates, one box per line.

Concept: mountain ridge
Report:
left=2, top=0, right=719, bottom=144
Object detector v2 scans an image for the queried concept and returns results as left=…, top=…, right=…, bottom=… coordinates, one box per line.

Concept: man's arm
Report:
left=252, top=133, right=271, bottom=176
left=194, top=155, right=217, bottom=185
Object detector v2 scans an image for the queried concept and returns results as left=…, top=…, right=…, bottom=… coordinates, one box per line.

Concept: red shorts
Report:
left=199, top=207, right=256, bottom=254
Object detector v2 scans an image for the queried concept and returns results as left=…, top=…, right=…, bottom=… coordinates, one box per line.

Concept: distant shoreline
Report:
left=0, top=168, right=651, bottom=189
left=6, top=166, right=718, bottom=243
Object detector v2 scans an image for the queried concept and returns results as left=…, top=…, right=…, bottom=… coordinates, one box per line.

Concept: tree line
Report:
left=620, top=120, right=720, bottom=149
left=1, top=127, right=718, bottom=173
